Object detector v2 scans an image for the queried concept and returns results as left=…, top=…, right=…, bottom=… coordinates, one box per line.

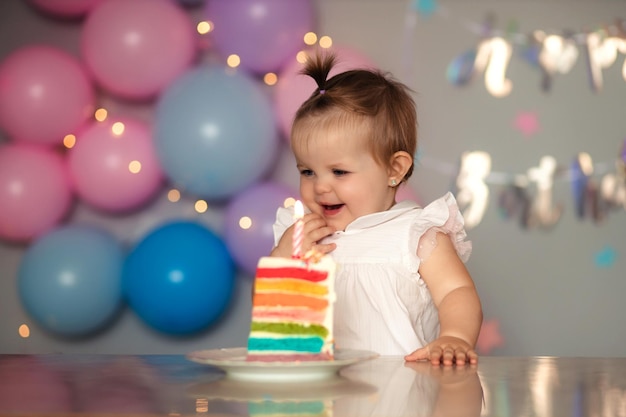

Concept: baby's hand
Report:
left=301, top=213, right=336, bottom=254
left=271, top=213, right=336, bottom=258
left=404, top=336, right=478, bottom=366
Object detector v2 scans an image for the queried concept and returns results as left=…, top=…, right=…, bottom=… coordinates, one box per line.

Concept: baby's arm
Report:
left=270, top=212, right=336, bottom=258
left=404, top=361, right=483, bottom=416
left=404, top=232, right=483, bottom=366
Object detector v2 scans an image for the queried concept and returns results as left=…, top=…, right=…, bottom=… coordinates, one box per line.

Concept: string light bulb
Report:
left=167, top=189, right=181, bottom=202
left=227, top=54, right=241, bottom=68
left=63, top=134, right=76, bottom=149
left=239, top=216, right=252, bottom=230
left=18, top=324, right=30, bottom=338
left=197, top=20, right=212, bottom=34
left=303, top=32, right=317, bottom=45
left=94, top=108, right=107, bottom=122
left=264, top=72, right=277, bottom=86
left=111, top=121, right=125, bottom=136
left=319, top=35, right=333, bottom=48
left=195, top=199, right=208, bottom=213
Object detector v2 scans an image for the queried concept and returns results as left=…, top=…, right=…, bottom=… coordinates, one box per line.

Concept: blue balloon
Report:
left=154, top=65, right=279, bottom=200
left=123, top=221, right=235, bottom=335
left=18, top=225, right=124, bottom=337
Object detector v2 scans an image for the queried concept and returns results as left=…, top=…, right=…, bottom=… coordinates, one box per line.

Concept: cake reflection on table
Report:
left=187, top=375, right=377, bottom=417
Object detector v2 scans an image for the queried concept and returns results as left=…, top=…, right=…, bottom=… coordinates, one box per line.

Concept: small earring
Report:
left=390, top=179, right=397, bottom=187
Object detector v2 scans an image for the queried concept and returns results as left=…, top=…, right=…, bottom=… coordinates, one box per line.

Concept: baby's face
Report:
left=293, top=129, right=396, bottom=231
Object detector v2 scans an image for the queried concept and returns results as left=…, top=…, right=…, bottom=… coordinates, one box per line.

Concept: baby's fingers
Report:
left=465, top=349, right=479, bottom=365
left=313, top=242, right=336, bottom=255
left=309, top=225, right=336, bottom=243
left=446, top=347, right=479, bottom=366
left=404, top=346, right=430, bottom=362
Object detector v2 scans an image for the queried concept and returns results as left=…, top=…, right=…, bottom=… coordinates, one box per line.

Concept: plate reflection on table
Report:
left=187, top=376, right=378, bottom=417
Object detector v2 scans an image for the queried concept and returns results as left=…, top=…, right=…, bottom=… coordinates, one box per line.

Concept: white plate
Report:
left=186, top=347, right=378, bottom=383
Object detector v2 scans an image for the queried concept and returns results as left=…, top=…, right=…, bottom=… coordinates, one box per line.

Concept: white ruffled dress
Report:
left=273, top=192, right=472, bottom=356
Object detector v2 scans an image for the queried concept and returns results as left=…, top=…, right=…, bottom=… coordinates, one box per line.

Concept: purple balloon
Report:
left=205, top=0, right=315, bottom=74
left=224, top=181, right=298, bottom=276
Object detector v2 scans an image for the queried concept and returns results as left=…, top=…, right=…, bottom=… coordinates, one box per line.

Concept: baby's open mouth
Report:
left=323, top=203, right=344, bottom=211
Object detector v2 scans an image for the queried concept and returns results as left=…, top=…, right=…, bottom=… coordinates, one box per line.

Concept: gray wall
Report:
left=1, top=0, right=625, bottom=356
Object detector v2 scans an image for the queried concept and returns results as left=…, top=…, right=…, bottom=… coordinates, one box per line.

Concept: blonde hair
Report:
left=291, top=52, right=418, bottom=181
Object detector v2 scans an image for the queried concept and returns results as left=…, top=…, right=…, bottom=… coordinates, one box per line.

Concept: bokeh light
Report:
left=195, top=200, right=208, bottom=213
left=111, top=122, right=125, bottom=136
left=296, top=50, right=309, bottom=64
left=284, top=197, right=297, bottom=208
left=238, top=216, right=252, bottom=230
left=264, top=72, right=278, bottom=85
left=18, top=324, right=30, bottom=338
left=304, top=31, right=317, bottom=45
left=167, top=189, right=181, bottom=202
left=63, top=134, right=76, bottom=149
left=94, top=108, right=107, bottom=122
left=128, top=160, right=141, bottom=174
left=227, top=54, right=241, bottom=68
left=197, top=20, right=212, bottom=34
left=319, top=35, right=333, bottom=48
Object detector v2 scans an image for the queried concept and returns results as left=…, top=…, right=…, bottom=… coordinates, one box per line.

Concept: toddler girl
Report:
left=270, top=53, right=482, bottom=366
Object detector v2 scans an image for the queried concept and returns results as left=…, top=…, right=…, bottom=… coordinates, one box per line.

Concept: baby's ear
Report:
left=388, top=151, right=413, bottom=183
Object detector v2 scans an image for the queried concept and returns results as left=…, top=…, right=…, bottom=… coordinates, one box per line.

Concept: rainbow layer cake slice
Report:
left=247, top=255, right=337, bottom=361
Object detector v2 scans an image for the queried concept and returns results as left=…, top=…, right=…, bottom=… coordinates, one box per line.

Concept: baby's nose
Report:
left=314, top=177, right=332, bottom=193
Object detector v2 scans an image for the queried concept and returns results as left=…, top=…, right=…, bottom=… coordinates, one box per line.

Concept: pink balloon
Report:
left=396, top=182, right=422, bottom=205
left=274, top=45, right=377, bottom=140
left=205, top=0, right=315, bottom=74
left=81, top=0, right=197, bottom=100
left=27, top=0, right=106, bottom=18
left=0, top=45, right=95, bottom=146
left=67, top=117, right=163, bottom=213
left=0, top=144, right=73, bottom=243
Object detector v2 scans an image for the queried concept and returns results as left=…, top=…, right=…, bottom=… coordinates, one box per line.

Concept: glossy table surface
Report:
left=1, top=353, right=625, bottom=416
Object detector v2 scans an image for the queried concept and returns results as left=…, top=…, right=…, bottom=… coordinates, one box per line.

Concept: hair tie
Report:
left=319, top=89, right=326, bottom=94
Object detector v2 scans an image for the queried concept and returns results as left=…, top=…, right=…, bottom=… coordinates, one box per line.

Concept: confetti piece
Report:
left=476, top=319, right=505, bottom=354
left=594, top=245, right=617, bottom=268
left=446, top=49, right=477, bottom=86
left=513, top=111, right=540, bottom=137
left=411, top=0, right=437, bottom=17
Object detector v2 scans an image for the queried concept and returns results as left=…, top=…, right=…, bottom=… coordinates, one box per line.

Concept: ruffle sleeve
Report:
left=272, top=205, right=296, bottom=247
left=410, top=192, right=472, bottom=264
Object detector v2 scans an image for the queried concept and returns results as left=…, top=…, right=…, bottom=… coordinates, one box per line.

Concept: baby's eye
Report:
left=332, top=169, right=349, bottom=176
left=300, top=169, right=314, bottom=177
